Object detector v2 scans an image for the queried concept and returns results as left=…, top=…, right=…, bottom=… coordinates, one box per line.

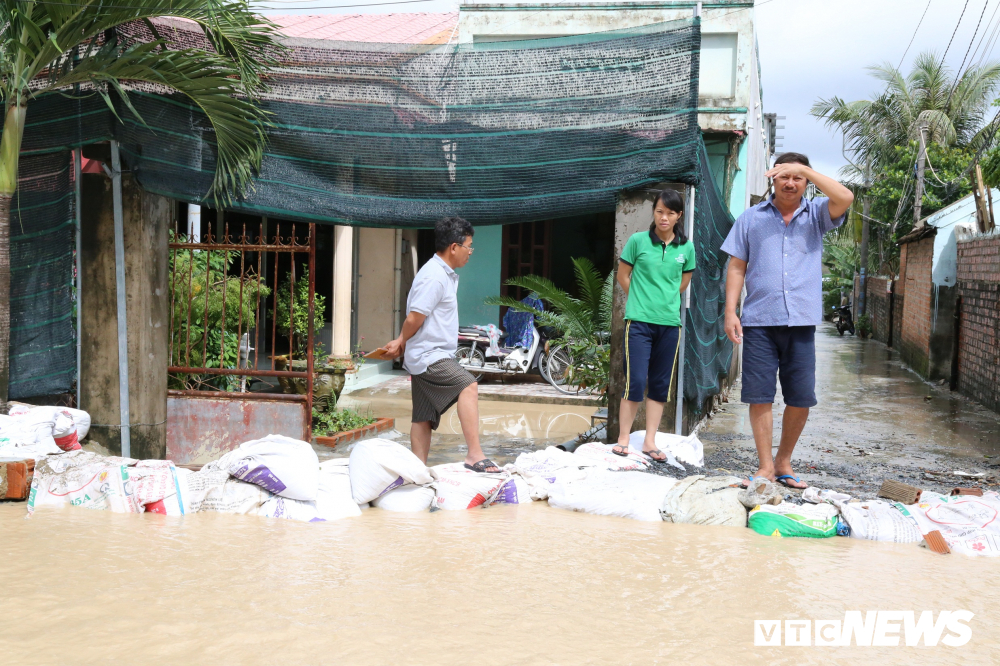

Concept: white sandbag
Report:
left=627, top=430, right=705, bottom=468
left=659, top=475, right=746, bottom=527
left=260, top=469, right=364, bottom=522
left=548, top=468, right=677, bottom=522
left=178, top=468, right=270, bottom=515
left=895, top=491, right=1000, bottom=556
left=8, top=404, right=89, bottom=447
left=27, top=450, right=142, bottom=515
left=217, top=434, right=319, bottom=501
left=431, top=463, right=509, bottom=510
left=349, top=438, right=433, bottom=504
left=801, top=487, right=851, bottom=506
left=573, top=442, right=650, bottom=471
left=0, top=414, right=61, bottom=459
left=492, top=474, right=534, bottom=505
left=50, top=409, right=81, bottom=451
left=838, top=499, right=922, bottom=543
left=371, top=484, right=436, bottom=512
left=509, top=447, right=593, bottom=500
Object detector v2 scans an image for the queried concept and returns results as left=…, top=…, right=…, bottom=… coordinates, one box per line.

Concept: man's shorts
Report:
left=622, top=320, right=680, bottom=403
left=741, top=325, right=817, bottom=408
left=411, top=357, right=477, bottom=430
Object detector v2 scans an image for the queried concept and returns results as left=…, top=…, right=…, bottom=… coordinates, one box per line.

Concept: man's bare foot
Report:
left=741, top=469, right=776, bottom=488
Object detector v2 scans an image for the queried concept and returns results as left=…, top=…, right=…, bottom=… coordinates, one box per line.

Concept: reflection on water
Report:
left=3, top=501, right=997, bottom=664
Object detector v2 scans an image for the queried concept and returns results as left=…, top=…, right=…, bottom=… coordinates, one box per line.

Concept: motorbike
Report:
left=455, top=324, right=565, bottom=381
left=832, top=305, right=855, bottom=336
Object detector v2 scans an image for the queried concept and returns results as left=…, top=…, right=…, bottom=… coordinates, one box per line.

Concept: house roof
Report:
left=268, top=13, right=458, bottom=44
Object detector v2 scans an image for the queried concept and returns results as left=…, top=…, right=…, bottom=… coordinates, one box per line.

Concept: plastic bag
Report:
left=430, top=463, right=509, bottom=510
left=627, top=430, right=705, bottom=467
left=371, top=485, right=436, bottom=512
left=660, top=475, right=746, bottom=527
left=217, top=434, right=319, bottom=501
left=748, top=502, right=839, bottom=538
left=572, top=442, right=649, bottom=471
left=895, top=491, right=1000, bottom=556
left=510, top=447, right=593, bottom=500
left=349, top=439, right=433, bottom=504
left=548, top=468, right=677, bottom=522
left=839, top=499, right=922, bottom=543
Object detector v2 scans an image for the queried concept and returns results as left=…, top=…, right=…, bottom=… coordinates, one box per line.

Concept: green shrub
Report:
left=313, top=408, right=376, bottom=436
left=856, top=314, right=873, bottom=339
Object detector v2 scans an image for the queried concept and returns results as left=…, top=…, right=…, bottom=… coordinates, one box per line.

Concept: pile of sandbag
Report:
left=0, top=404, right=92, bottom=458
left=548, top=467, right=677, bottom=521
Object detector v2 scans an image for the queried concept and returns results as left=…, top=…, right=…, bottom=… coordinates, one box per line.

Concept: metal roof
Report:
left=268, top=13, right=458, bottom=44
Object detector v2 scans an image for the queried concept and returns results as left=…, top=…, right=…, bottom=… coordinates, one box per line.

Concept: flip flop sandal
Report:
left=611, top=444, right=630, bottom=457
left=775, top=474, right=807, bottom=489
left=465, top=458, right=501, bottom=474
left=644, top=449, right=667, bottom=463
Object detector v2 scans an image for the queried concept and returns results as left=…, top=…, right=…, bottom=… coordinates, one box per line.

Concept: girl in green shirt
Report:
left=613, top=189, right=696, bottom=462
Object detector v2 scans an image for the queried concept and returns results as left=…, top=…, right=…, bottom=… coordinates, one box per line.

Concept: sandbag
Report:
left=573, top=442, right=650, bottom=471
left=837, top=499, right=922, bottom=543
left=510, top=447, right=593, bottom=500
left=27, top=450, right=142, bottom=515
left=548, top=468, right=677, bottom=521
left=0, top=414, right=60, bottom=459
left=178, top=468, right=270, bottom=515
left=217, top=434, right=319, bottom=501
left=8, top=404, right=91, bottom=442
left=659, top=475, right=746, bottom=527
left=748, top=502, right=839, bottom=538
left=371, top=484, right=436, bottom=512
left=627, top=430, right=705, bottom=467
left=895, top=491, right=1000, bottom=556
left=349, top=439, right=433, bottom=504
left=431, top=463, right=509, bottom=510
left=492, top=475, right=534, bottom=505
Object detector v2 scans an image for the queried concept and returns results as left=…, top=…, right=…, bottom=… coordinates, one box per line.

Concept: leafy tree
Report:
left=0, top=0, right=280, bottom=409
left=276, top=269, right=326, bottom=356
left=812, top=52, right=1000, bottom=179
left=169, top=244, right=269, bottom=390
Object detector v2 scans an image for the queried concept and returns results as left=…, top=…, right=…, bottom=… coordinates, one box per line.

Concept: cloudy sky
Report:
left=253, top=0, right=999, bottom=180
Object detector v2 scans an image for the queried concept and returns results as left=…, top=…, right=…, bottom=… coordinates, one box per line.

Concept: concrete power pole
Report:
left=859, top=160, right=871, bottom=317
left=913, top=128, right=928, bottom=227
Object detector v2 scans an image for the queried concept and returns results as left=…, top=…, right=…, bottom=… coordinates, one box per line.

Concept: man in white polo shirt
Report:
left=383, top=217, right=500, bottom=473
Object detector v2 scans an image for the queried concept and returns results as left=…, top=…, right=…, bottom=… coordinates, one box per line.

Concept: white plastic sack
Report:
left=8, top=404, right=91, bottom=444
left=258, top=469, right=363, bottom=522
left=492, top=475, right=534, bottom=505
left=27, top=451, right=142, bottom=515
left=349, top=439, right=433, bottom=504
left=509, top=447, right=593, bottom=500
left=431, top=463, right=509, bottom=510
left=573, top=442, right=650, bottom=471
left=838, top=499, right=922, bottom=543
left=217, top=434, right=319, bottom=501
left=371, top=484, right=436, bottom=512
left=895, top=491, right=1000, bottom=556
left=627, top=430, right=705, bottom=468
left=659, top=475, right=746, bottom=527
left=0, top=414, right=61, bottom=459
left=548, top=468, right=677, bottom=522
left=178, top=468, right=270, bottom=515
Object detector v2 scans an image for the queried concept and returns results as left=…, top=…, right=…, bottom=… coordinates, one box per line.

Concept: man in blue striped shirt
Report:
left=721, top=152, right=854, bottom=489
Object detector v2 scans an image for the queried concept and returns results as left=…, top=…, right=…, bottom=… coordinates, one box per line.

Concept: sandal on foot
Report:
left=611, top=444, right=630, bottom=457
left=644, top=449, right=667, bottom=463
left=775, top=474, right=807, bottom=489
left=465, top=458, right=501, bottom=474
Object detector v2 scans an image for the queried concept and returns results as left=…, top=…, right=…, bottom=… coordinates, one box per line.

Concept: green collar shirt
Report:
left=619, top=229, right=696, bottom=326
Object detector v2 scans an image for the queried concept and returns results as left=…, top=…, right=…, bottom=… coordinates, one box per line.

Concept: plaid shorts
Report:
left=411, top=358, right=477, bottom=430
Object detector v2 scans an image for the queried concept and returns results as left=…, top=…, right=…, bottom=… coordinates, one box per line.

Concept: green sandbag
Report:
left=748, top=503, right=838, bottom=538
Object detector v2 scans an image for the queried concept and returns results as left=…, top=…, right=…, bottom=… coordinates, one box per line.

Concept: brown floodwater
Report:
left=3, top=500, right=998, bottom=664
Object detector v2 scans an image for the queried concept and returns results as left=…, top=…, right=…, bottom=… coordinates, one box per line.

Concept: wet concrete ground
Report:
left=697, top=323, right=1000, bottom=498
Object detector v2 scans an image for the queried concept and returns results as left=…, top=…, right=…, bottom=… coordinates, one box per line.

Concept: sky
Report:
left=251, top=0, right=1000, bottom=180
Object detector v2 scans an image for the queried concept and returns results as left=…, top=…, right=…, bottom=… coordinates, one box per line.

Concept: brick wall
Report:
left=899, top=237, right=934, bottom=376
left=956, top=235, right=1000, bottom=413
left=865, top=276, right=892, bottom=344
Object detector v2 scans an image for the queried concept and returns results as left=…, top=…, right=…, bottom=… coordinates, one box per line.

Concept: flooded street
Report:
left=5, top=324, right=1000, bottom=663
left=5, top=501, right=1000, bottom=664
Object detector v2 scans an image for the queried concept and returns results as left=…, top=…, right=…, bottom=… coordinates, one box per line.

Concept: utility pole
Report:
left=913, top=127, right=927, bottom=227
left=859, top=159, right=871, bottom=317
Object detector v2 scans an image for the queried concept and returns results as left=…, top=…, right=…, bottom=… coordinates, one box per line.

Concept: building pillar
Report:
left=331, top=225, right=353, bottom=361
left=79, top=170, right=169, bottom=458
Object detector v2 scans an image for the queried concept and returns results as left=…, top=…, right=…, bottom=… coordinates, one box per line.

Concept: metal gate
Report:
left=166, top=215, right=317, bottom=456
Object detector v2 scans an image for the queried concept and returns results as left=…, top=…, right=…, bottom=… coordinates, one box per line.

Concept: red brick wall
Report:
left=899, top=237, right=934, bottom=376
left=865, top=276, right=892, bottom=344
left=956, top=235, right=1000, bottom=413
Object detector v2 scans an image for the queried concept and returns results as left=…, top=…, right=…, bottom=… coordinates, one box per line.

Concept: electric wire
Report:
left=898, top=0, right=934, bottom=69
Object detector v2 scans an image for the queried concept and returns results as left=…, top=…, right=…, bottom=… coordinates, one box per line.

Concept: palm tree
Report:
left=812, top=52, right=1000, bottom=179
left=0, top=0, right=280, bottom=410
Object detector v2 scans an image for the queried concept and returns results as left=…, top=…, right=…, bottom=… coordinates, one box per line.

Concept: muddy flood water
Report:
left=4, top=499, right=999, bottom=664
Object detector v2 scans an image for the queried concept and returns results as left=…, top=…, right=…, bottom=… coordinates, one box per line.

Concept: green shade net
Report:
left=7, top=16, right=735, bottom=406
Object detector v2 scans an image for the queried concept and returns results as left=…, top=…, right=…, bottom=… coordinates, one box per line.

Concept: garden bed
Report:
left=314, top=417, right=395, bottom=449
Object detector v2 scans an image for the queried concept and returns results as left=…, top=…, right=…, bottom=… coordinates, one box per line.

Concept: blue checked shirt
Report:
left=720, top=196, right=845, bottom=327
